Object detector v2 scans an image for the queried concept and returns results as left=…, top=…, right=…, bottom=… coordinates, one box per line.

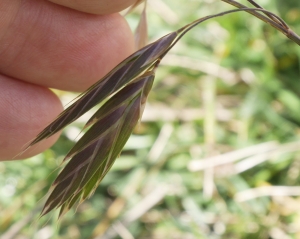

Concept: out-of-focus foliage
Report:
left=1, top=1, right=300, bottom=238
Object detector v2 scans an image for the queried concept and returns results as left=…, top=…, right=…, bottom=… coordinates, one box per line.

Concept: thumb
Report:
left=48, top=0, right=137, bottom=14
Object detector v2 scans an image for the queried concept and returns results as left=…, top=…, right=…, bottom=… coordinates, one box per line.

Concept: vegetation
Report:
left=1, top=0, right=300, bottom=238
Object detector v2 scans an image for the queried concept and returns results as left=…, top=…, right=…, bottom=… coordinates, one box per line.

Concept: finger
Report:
left=0, top=0, right=134, bottom=92
left=48, top=0, right=137, bottom=15
left=0, top=75, right=63, bottom=160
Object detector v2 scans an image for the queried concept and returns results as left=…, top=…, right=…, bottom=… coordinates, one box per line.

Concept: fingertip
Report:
left=0, top=1, right=135, bottom=91
left=0, top=76, right=63, bottom=160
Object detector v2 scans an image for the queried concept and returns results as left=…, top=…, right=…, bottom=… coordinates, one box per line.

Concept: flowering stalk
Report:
left=24, top=3, right=300, bottom=217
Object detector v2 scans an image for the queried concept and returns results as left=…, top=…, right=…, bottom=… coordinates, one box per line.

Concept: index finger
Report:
left=48, top=0, right=138, bottom=14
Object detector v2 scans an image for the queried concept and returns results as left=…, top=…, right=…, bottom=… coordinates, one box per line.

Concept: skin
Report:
left=0, top=0, right=135, bottom=160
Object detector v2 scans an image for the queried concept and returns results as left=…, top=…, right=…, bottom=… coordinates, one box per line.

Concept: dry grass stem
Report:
left=235, top=186, right=300, bottom=202
left=189, top=141, right=278, bottom=171
left=134, top=2, right=148, bottom=50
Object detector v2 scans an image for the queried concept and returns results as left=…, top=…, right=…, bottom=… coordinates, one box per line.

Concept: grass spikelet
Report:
left=25, top=3, right=300, bottom=217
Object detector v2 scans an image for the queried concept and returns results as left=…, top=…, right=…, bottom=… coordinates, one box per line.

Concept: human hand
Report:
left=0, top=0, right=135, bottom=160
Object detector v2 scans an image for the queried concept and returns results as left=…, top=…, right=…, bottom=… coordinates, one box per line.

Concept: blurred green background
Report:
left=1, top=0, right=300, bottom=238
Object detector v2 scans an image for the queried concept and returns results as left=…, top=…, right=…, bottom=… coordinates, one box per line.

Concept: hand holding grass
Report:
left=0, top=0, right=135, bottom=160
left=2, top=0, right=300, bottom=217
